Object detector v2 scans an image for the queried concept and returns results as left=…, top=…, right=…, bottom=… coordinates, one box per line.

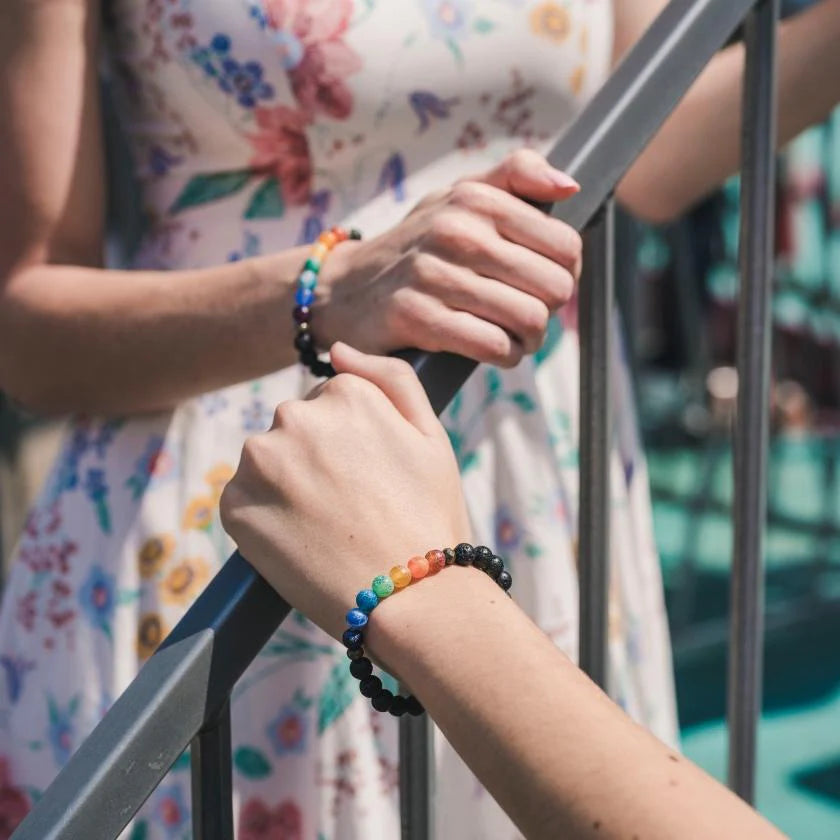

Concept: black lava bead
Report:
left=473, top=545, right=493, bottom=571
left=346, top=647, right=365, bottom=661
left=311, top=359, right=336, bottom=378
left=388, top=695, right=408, bottom=717
left=359, top=675, right=382, bottom=698
left=497, top=569, right=513, bottom=591
left=454, top=543, right=475, bottom=566
left=349, top=658, right=374, bottom=680
left=371, top=689, right=394, bottom=713
left=294, top=330, right=314, bottom=352
left=485, top=555, right=504, bottom=580
left=443, top=547, right=456, bottom=566
left=300, top=347, right=318, bottom=366
left=342, top=628, right=363, bottom=649
left=406, top=695, right=425, bottom=716
left=349, top=228, right=362, bottom=240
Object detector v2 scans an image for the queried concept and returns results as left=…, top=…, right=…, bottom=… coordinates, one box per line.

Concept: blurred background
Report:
left=1, top=1, right=839, bottom=837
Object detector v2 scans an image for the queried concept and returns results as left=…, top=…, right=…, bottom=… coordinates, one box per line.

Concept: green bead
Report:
left=372, top=574, right=395, bottom=598
left=303, top=258, right=320, bottom=273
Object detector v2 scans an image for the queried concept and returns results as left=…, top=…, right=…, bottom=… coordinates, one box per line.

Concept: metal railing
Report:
left=10, top=0, right=778, bottom=836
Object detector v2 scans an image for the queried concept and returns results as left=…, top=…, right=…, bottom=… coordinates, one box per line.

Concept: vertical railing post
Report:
left=728, top=0, right=779, bottom=803
left=190, top=701, right=234, bottom=840
left=399, top=703, right=432, bottom=840
left=578, top=199, right=615, bottom=687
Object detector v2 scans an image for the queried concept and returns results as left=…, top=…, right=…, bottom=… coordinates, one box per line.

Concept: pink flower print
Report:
left=261, top=0, right=361, bottom=119
left=239, top=797, right=302, bottom=840
left=248, top=106, right=313, bottom=205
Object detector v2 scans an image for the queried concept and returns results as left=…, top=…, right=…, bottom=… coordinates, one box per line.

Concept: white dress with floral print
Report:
left=0, top=2, right=677, bottom=838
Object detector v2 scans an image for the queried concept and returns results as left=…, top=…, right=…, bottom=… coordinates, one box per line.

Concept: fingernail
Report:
left=548, top=169, right=580, bottom=191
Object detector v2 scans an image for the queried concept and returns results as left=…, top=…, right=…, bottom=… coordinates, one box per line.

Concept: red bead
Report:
left=425, top=550, right=446, bottom=574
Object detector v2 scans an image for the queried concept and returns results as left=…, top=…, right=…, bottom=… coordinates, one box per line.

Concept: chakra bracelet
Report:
left=292, top=225, right=361, bottom=378
left=342, top=543, right=513, bottom=717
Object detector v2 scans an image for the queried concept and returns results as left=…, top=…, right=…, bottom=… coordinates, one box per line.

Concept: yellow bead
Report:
left=389, top=565, right=412, bottom=589
left=318, top=230, right=338, bottom=248
left=311, top=243, right=329, bottom=260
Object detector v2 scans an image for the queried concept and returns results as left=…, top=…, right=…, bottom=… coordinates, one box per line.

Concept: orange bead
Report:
left=389, top=565, right=412, bottom=589
left=311, top=243, right=329, bottom=260
left=425, top=550, right=446, bottom=574
left=318, top=230, right=338, bottom=248
left=407, top=555, right=429, bottom=580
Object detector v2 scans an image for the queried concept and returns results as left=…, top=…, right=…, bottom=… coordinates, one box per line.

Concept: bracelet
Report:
left=292, top=225, right=361, bottom=378
left=342, top=543, right=513, bottom=717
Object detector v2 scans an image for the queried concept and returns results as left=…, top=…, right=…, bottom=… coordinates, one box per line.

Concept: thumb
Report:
left=329, top=343, right=441, bottom=437
left=467, top=148, right=580, bottom=203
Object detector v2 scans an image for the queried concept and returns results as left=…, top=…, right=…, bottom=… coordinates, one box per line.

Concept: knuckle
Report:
left=507, top=147, right=543, bottom=172
left=428, top=210, right=479, bottom=254
left=449, top=180, right=487, bottom=210
left=324, top=372, right=362, bottom=398
left=519, top=303, right=550, bottom=346
left=272, top=400, right=302, bottom=431
left=409, top=250, right=444, bottom=288
left=546, top=268, right=575, bottom=309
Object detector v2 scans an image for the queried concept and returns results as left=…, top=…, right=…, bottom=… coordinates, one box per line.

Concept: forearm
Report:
left=369, top=567, right=784, bottom=840
left=618, top=0, right=840, bottom=222
left=0, top=249, right=318, bottom=415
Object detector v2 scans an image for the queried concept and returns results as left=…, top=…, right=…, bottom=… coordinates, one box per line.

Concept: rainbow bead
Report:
left=356, top=589, right=379, bottom=612
left=346, top=608, right=369, bottom=628
left=407, top=556, right=429, bottom=580
left=425, top=550, right=446, bottom=574
left=372, top=575, right=395, bottom=598
left=389, top=565, right=412, bottom=589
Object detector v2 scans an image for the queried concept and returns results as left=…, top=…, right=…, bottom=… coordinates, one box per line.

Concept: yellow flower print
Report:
left=530, top=2, right=571, bottom=44
left=205, top=463, right=235, bottom=502
left=570, top=65, right=586, bottom=96
left=138, top=534, right=175, bottom=579
left=182, top=495, right=216, bottom=531
left=137, top=612, right=168, bottom=660
left=161, top=557, right=211, bottom=605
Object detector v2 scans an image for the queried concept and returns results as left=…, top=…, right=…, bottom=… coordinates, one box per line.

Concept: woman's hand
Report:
left=317, top=150, right=582, bottom=368
left=219, top=343, right=470, bottom=639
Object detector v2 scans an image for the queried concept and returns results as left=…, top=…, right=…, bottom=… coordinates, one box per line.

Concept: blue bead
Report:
left=346, top=608, right=369, bottom=628
left=356, top=589, right=379, bottom=613
left=299, top=270, right=318, bottom=289
left=342, top=628, right=363, bottom=650
left=295, top=287, right=315, bottom=306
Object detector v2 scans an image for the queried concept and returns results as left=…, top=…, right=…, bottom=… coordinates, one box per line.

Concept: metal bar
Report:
left=399, top=696, right=433, bottom=840
left=190, top=702, right=234, bottom=840
left=12, top=3, right=766, bottom=837
left=578, top=200, right=615, bottom=687
left=727, top=0, right=779, bottom=804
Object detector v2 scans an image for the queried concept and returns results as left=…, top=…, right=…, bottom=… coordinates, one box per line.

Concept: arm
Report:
left=615, top=0, right=840, bottom=222
left=220, top=345, right=787, bottom=840
left=0, top=1, right=580, bottom=416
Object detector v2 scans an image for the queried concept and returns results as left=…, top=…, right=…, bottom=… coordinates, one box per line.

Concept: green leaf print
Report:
left=318, top=660, right=356, bottom=734
left=473, top=17, right=495, bottom=33
left=445, top=36, right=464, bottom=64
left=129, top=821, right=148, bottom=840
left=244, top=177, right=286, bottom=219
left=233, top=746, right=272, bottom=779
left=170, top=171, right=252, bottom=214
left=485, top=367, right=502, bottom=398
left=460, top=450, right=480, bottom=473
left=534, top=316, right=564, bottom=367
left=509, top=391, right=537, bottom=413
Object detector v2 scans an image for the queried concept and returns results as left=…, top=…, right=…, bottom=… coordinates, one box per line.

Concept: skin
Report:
left=2, top=0, right=839, bottom=414
left=220, top=344, right=788, bottom=840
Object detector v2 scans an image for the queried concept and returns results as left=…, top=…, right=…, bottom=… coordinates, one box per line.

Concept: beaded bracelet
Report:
left=342, top=543, right=513, bottom=717
left=292, top=225, right=361, bottom=378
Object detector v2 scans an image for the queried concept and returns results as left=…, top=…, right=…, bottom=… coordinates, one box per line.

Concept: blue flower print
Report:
left=378, top=153, right=406, bottom=202
left=47, top=695, right=79, bottom=766
left=0, top=656, right=35, bottom=705
left=421, top=0, right=473, bottom=40
left=192, top=35, right=274, bottom=108
left=148, top=145, right=183, bottom=178
left=153, top=784, right=189, bottom=838
left=266, top=704, right=308, bottom=757
left=494, top=504, right=523, bottom=552
left=78, top=565, right=116, bottom=635
left=241, top=396, right=272, bottom=432
left=409, top=91, right=460, bottom=132
left=83, top=468, right=111, bottom=533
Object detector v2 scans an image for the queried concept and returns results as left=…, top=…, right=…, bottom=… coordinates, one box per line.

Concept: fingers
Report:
left=328, top=342, right=441, bottom=436
left=446, top=180, right=583, bottom=278
left=465, top=148, right=579, bottom=204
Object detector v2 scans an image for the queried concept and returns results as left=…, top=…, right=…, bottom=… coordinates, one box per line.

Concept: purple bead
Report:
left=295, top=287, right=315, bottom=306
left=293, top=305, right=311, bottom=324
left=346, top=608, right=369, bottom=628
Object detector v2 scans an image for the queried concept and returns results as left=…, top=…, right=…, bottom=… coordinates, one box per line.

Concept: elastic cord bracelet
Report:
left=292, top=225, right=361, bottom=378
left=342, top=543, right=513, bottom=717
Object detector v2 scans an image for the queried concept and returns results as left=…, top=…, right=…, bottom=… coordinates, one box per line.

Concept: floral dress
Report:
left=0, top=2, right=677, bottom=838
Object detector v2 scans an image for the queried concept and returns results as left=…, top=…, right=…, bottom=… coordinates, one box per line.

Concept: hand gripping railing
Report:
left=11, top=0, right=777, bottom=836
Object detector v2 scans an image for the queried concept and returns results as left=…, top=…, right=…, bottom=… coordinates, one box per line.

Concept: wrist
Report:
left=311, top=239, right=363, bottom=349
